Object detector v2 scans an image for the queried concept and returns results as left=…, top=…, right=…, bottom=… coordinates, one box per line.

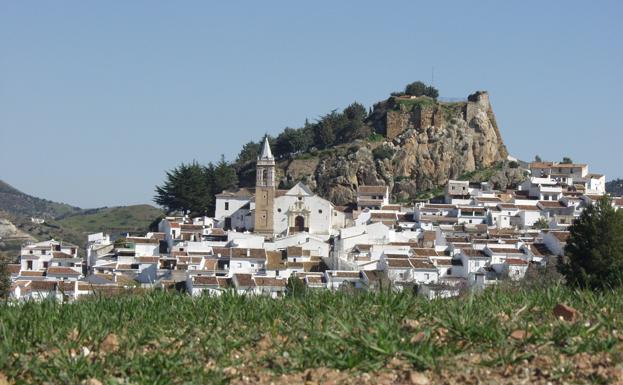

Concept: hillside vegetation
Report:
left=0, top=180, right=163, bottom=257
left=0, top=180, right=81, bottom=220
left=57, top=205, right=163, bottom=236
left=1, top=285, right=621, bottom=384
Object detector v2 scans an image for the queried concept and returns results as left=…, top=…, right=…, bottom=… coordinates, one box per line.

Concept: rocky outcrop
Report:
left=318, top=92, right=508, bottom=204
left=271, top=91, right=509, bottom=205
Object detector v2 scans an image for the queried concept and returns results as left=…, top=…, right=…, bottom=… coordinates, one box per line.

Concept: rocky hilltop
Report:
left=275, top=91, right=510, bottom=205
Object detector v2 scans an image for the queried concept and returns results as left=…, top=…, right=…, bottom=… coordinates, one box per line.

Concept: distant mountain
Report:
left=0, top=180, right=164, bottom=258
left=606, top=179, right=623, bottom=196
left=0, top=180, right=82, bottom=219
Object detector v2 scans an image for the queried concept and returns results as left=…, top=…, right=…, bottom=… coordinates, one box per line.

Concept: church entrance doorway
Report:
left=294, top=216, right=305, bottom=232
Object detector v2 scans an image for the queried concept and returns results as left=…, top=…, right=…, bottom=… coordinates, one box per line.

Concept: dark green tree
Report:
left=0, top=261, right=12, bottom=302
left=562, top=157, right=573, bottom=164
left=425, top=85, right=439, bottom=99
left=339, top=102, right=371, bottom=142
left=154, top=161, right=213, bottom=216
left=314, top=111, right=341, bottom=149
left=236, top=141, right=261, bottom=164
left=405, top=81, right=428, bottom=96
left=275, top=127, right=312, bottom=157
left=534, top=155, right=543, bottom=162
left=559, top=197, right=623, bottom=289
left=404, top=81, right=439, bottom=98
left=212, top=155, right=239, bottom=194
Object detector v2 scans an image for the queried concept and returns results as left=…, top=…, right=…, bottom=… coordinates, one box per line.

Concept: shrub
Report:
left=372, top=146, right=395, bottom=161
left=286, top=276, right=307, bottom=297
left=533, top=217, right=550, bottom=230
left=368, top=133, right=385, bottom=142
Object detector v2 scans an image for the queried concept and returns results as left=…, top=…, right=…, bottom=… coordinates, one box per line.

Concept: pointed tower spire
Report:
left=259, top=135, right=274, bottom=160
left=255, top=135, right=275, bottom=237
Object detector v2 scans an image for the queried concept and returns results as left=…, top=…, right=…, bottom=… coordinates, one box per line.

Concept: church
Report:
left=215, top=137, right=347, bottom=238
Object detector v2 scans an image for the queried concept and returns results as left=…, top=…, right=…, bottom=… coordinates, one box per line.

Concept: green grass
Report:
left=392, top=96, right=436, bottom=110
left=1, top=285, right=622, bottom=384
left=367, top=133, right=385, bottom=142
left=57, top=205, right=163, bottom=236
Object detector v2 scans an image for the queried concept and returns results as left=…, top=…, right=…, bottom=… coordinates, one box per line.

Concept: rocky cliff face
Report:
left=276, top=91, right=510, bottom=205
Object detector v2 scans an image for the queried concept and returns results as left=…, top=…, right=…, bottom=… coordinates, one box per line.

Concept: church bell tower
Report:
left=254, top=136, right=275, bottom=236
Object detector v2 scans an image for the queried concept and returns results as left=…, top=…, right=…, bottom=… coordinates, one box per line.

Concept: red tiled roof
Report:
left=538, top=201, right=565, bottom=208
left=135, top=256, right=160, bottom=264
left=487, top=247, right=524, bottom=254
left=52, top=251, right=77, bottom=259
left=47, top=267, right=81, bottom=276
left=549, top=231, right=570, bottom=242
left=21, top=271, right=46, bottom=277
left=30, top=281, right=57, bottom=291
left=127, top=237, right=159, bottom=244
left=386, top=258, right=412, bottom=268
left=409, top=258, right=436, bottom=269
left=460, top=249, right=488, bottom=258
left=411, top=248, right=439, bottom=257
left=254, top=277, right=287, bottom=288
left=505, top=258, right=529, bottom=266
left=358, top=185, right=388, bottom=195
left=233, top=274, right=255, bottom=288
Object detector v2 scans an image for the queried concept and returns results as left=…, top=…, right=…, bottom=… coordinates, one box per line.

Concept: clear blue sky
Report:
left=1, top=1, right=621, bottom=208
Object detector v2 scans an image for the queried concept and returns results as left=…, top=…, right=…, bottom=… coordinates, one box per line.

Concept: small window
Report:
left=318, top=209, right=323, bottom=214
left=27, top=261, right=33, bottom=270
left=298, top=197, right=302, bottom=201
left=225, top=202, right=229, bottom=211
left=277, top=208, right=281, bottom=213
left=43, top=262, right=49, bottom=268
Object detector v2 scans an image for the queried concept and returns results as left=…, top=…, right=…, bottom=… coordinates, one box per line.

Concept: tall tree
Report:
left=275, top=127, right=312, bottom=158
left=154, top=162, right=213, bottom=216
left=340, top=102, right=370, bottom=142
left=213, top=155, right=239, bottom=194
left=314, top=110, right=342, bottom=149
left=559, top=197, right=623, bottom=289
left=236, top=141, right=261, bottom=164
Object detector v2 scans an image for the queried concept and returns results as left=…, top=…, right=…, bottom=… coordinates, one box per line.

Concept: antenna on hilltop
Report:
left=431, top=66, right=435, bottom=87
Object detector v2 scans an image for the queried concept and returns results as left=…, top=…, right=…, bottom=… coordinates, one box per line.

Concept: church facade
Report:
left=215, top=137, right=346, bottom=238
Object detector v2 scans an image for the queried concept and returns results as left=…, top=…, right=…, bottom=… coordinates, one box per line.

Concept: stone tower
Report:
left=254, top=136, right=275, bottom=236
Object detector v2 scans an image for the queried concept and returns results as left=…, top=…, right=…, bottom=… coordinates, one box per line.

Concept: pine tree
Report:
left=213, top=155, right=238, bottom=194
left=559, top=197, right=623, bottom=289
left=154, top=161, right=213, bottom=216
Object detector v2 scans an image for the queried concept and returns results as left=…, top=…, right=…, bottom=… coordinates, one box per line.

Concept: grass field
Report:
left=1, top=285, right=622, bottom=385
left=56, top=205, right=163, bottom=236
